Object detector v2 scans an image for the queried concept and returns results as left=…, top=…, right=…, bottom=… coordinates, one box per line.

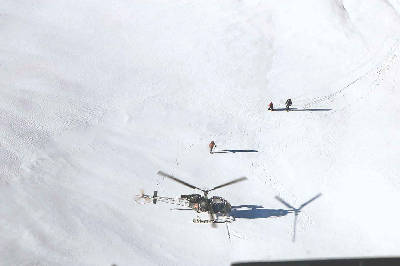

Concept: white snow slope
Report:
left=1, top=0, right=400, bottom=265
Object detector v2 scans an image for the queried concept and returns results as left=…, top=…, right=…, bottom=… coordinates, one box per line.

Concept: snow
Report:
left=1, top=0, right=400, bottom=265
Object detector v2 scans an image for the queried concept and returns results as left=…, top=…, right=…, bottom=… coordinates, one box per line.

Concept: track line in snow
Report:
left=303, top=39, right=400, bottom=109
left=326, top=39, right=400, bottom=116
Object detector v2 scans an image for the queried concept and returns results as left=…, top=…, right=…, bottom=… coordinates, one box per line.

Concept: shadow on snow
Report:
left=213, top=150, right=258, bottom=154
left=231, top=194, right=322, bottom=242
left=231, top=205, right=292, bottom=219
left=271, top=108, right=332, bottom=112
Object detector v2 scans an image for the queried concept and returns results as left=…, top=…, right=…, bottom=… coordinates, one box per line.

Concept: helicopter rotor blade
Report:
left=299, top=193, right=322, bottom=210
left=157, top=171, right=200, bottom=191
left=210, top=212, right=217, bottom=228
left=206, top=195, right=217, bottom=228
left=208, top=177, right=248, bottom=192
left=275, top=196, right=295, bottom=210
left=292, top=211, right=298, bottom=242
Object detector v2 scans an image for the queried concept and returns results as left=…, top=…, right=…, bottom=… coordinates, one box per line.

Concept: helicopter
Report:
left=134, top=171, right=248, bottom=227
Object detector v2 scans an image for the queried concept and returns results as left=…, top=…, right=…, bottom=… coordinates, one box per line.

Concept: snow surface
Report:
left=1, top=0, right=400, bottom=265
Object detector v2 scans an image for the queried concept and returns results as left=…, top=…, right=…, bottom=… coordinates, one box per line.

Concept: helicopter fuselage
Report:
left=181, top=194, right=232, bottom=215
left=135, top=171, right=247, bottom=225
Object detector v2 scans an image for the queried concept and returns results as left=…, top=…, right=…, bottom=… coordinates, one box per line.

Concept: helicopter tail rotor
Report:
left=134, top=189, right=152, bottom=204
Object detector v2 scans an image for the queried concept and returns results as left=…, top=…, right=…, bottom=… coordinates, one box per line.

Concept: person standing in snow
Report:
left=285, top=99, right=292, bottom=111
left=268, top=102, right=274, bottom=111
left=209, top=141, right=217, bottom=154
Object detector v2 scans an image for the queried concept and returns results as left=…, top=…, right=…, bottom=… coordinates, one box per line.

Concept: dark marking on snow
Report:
left=231, top=205, right=291, bottom=219
left=271, top=108, right=332, bottom=112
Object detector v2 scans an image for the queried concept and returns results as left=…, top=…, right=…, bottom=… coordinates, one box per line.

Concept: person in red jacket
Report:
left=268, top=102, right=274, bottom=111
left=209, top=141, right=216, bottom=154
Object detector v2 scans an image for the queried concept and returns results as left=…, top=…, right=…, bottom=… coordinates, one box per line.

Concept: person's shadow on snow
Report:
left=212, top=149, right=258, bottom=154
left=271, top=108, right=332, bottom=112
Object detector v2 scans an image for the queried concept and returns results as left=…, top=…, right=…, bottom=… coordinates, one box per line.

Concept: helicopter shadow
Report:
left=213, top=150, right=258, bottom=154
left=230, top=205, right=292, bottom=219
left=231, top=193, right=322, bottom=242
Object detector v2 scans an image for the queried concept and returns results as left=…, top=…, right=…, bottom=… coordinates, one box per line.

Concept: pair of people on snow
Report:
left=268, top=99, right=292, bottom=111
left=209, top=141, right=217, bottom=154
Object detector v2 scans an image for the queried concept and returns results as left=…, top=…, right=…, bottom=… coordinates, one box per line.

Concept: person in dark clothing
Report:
left=268, top=102, right=274, bottom=111
left=285, top=99, right=292, bottom=111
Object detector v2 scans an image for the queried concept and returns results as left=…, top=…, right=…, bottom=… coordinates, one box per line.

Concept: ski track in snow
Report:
left=303, top=38, right=400, bottom=111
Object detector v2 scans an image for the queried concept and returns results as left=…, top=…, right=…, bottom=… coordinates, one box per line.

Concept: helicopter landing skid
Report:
left=192, top=218, right=214, bottom=224
left=192, top=216, right=234, bottom=224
